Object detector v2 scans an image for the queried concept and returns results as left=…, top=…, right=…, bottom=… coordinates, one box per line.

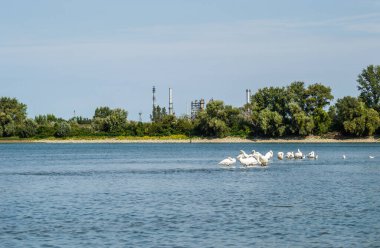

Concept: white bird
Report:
left=369, top=156, right=375, bottom=159
left=286, top=152, right=294, bottom=159
left=294, top=149, right=303, bottom=159
left=253, top=153, right=269, bottom=166
left=277, top=152, right=284, bottom=160
left=237, top=155, right=260, bottom=167
left=237, top=150, right=251, bottom=159
left=342, top=154, right=346, bottom=159
left=307, top=151, right=318, bottom=159
left=219, top=157, right=236, bottom=166
left=251, top=150, right=262, bottom=157
left=264, top=150, right=273, bottom=160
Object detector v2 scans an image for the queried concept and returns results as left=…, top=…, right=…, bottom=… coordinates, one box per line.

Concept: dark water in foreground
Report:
left=0, top=143, right=380, bottom=247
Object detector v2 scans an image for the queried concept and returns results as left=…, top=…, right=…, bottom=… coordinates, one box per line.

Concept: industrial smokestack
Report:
left=246, top=89, right=251, bottom=104
left=169, top=88, right=173, bottom=115
left=152, top=86, right=156, bottom=108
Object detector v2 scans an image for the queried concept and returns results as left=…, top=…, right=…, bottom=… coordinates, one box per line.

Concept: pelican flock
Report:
left=218, top=148, right=376, bottom=167
left=219, top=148, right=320, bottom=168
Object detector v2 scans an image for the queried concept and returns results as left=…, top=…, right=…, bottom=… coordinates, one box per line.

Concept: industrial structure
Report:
left=169, top=88, right=174, bottom=115
left=152, top=86, right=156, bottom=109
left=246, top=89, right=252, bottom=104
left=150, top=86, right=252, bottom=120
left=191, top=99, right=205, bottom=119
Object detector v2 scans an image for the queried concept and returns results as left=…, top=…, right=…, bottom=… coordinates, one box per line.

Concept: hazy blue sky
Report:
left=1, top=0, right=380, bottom=121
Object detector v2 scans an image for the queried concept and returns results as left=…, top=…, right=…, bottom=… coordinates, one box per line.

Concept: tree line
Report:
left=1, top=65, right=379, bottom=139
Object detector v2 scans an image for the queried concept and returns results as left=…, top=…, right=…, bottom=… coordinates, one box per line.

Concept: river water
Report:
left=0, top=143, right=379, bottom=247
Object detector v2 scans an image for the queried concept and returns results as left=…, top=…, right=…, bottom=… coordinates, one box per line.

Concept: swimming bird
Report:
left=237, top=155, right=260, bottom=167
left=277, top=152, right=284, bottom=160
left=264, top=150, right=274, bottom=160
left=251, top=150, right=262, bottom=157
left=219, top=157, right=236, bottom=166
left=253, top=153, right=269, bottom=166
left=294, top=149, right=303, bottom=159
left=307, top=151, right=318, bottom=159
left=285, top=152, right=294, bottom=159
left=237, top=150, right=251, bottom=159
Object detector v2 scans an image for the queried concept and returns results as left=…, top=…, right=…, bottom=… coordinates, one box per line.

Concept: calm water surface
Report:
left=0, top=143, right=380, bottom=247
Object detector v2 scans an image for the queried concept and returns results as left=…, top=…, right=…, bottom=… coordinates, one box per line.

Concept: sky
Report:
left=0, top=0, right=380, bottom=121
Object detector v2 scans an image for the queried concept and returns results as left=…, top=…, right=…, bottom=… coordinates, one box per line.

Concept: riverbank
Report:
left=0, top=136, right=378, bottom=143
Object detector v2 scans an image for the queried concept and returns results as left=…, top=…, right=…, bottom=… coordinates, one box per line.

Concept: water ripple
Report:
left=0, top=143, right=380, bottom=247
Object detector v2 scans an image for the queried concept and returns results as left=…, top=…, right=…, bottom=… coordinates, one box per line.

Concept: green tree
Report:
left=207, top=118, right=229, bottom=138
left=335, top=97, right=362, bottom=127
left=125, top=121, right=148, bottom=136
left=176, top=116, right=194, bottom=136
left=288, top=102, right=314, bottom=136
left=305, top=83, right=333, bottom=114
left=94, top=107, right=112, bottom=118
left=357, top=65, right=380, bottom=111
left=328, top=105, right=339, bottom=131
left=150, top=105, right=167, bottom=122
left=286, top=81, right=307, bottom=111
left=148, top=114, right=177, bottom=136
left=35, top=114, right=58, bottom=125
left=312, top=108, right=332, bottom=135
left=194, top=100, right=233, bottom=138
left=205, top=100, right=228, bottom=120
left=0, top=97, right=27, bottom=137
left=106, top=108, right=128, bottom=133
left=257, top=108, right=285, bottom=137
left=34, top=114, right=59, bottom=138
left=365, top=108, right=380, bottom=135
left=335, top=96, right=380, bottom=136
left=17, top=119, right=38, bottom=138
left=224, top=105, right=243, bottom=135
left=3, top=121, right=16, bottom=137
left=54, top=122, right=71, bottom=138
left=251, top=86, right=288, bottom=116
left=92, top=107, right=128, bottom=134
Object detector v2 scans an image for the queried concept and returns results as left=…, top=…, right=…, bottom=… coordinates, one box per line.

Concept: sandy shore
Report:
left=1, top=136, right=378, bottom=143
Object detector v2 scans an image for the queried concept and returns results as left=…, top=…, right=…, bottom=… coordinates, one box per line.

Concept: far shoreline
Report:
left=0, top=136, right=378, bottom=144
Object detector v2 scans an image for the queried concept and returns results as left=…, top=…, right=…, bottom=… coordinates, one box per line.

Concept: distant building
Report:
left=191, top=99, right=205, bottom=119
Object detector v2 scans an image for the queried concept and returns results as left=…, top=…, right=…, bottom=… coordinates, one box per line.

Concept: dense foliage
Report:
left=246, top=82, right=334, bottom=137
left=1, top=65, right=379, bottom=139
left=357, top=65, right=380, bottom=112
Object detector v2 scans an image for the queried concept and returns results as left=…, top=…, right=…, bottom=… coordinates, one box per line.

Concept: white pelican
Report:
left=342, top=154, right=346, bottom=159
left=237, top=150, right=251, bottom=159
left=253, top=153, right=269, bottom=166
left=285, top=152, right=294, bottom=159
left=219, top=157, right=236, bottom=166
left=369, top=156, right=375, bottom=159
left=294, top=149, right=303, bottom=159
left=237, top=156, right=260, bottom=167
left=251, top=150, right=262, bottom=157
left=277, top=152, right=284, bottom=160
left=307, top=151, right=318, bottom=159
left=264, top=150, right=273, bottom=160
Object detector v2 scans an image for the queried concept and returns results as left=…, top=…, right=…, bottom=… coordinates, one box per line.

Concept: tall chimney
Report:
left=246, top=89, right=251, bottom=104
left=169, top=88, right=173, bottom=115
left=152, top=86, right=156, bottom=109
